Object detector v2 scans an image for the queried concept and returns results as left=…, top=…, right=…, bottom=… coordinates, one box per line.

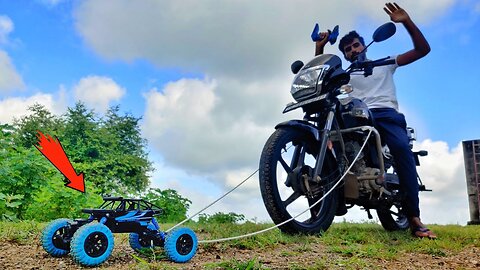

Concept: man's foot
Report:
left=409, top=216, right=437, bottom=239
left=411, top=226, right=437, bottom=239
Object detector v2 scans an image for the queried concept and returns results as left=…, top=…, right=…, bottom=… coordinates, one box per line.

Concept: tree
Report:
left=100, top=106, right=152, bottom=194
left=0, top=124, right=52, bottom=219
left=143, top=188, right=191, bottom=223
left=54, top=102, right=153, bottom=195
left=12, top=103, right=63, bottom=148
left=6, top=102, right=156, bottom=220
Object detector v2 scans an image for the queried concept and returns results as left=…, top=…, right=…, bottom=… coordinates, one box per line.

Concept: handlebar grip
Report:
left=347, top=57, right=396, bottom=75
left=372, top=59, right=395, bottom=67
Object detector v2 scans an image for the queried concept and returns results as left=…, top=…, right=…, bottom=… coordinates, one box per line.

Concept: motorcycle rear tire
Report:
left=259, top=128, right=339, bottom=235
left=377, top=204, right=409, bottom=231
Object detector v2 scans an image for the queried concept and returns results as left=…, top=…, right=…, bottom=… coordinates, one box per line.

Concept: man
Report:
left=315, top=2, right=435, bottom=238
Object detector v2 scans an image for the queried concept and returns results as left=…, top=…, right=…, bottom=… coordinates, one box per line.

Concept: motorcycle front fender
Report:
left=275, top=120, right=320, bottom=141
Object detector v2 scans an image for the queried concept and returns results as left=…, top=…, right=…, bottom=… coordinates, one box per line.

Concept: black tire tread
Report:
left=259, top=128, right=338, bottom=235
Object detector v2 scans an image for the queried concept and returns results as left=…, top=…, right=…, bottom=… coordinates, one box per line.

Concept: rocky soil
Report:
left=1, top=236, right=479, bottom=269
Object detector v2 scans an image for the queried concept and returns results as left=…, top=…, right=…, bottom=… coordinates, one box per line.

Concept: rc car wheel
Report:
left=41, top=218, right=72, bottom=257
left=70, top=223, right=114, bottom=267
left=129, top=233, right=154, bottom=252
left=164, top=227, right=197, bottom=263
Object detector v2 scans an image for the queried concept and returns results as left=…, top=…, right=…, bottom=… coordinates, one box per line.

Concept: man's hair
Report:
left=338, top=31, right=365, bottom=55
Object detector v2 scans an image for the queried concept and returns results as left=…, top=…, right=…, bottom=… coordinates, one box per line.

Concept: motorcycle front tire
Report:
left=259, top=127, right=339, bottom=235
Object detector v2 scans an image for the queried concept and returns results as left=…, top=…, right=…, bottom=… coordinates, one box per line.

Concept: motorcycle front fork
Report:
left=312, top=109, right=335, bottom=182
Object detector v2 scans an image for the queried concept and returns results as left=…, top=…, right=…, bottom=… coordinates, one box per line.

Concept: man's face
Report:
left=343, top=38, right=364, bottom=62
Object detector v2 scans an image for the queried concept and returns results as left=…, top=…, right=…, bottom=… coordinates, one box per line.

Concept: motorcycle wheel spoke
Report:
left=283, top=192, right=301, bottom=207
left=290, top=145, right=305, bottom=168
left=279, top=155, right=293, bottom=174
left=388, top=206, right=402, bottom=217
left=300, top=146, right=306, bottom=162
left=389, top=210, right=399, bottom=216
left=307, top=197, right=322, bottom=221
left=308, top=208, right=318, bottom=221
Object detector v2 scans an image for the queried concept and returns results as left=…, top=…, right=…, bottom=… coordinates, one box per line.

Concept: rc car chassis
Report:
left=41, top=196, right=197, bottom=267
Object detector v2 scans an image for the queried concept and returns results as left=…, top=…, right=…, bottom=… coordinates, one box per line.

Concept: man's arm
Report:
left=384, top=2, right=431, bottom=66
left=315, top=32, right=330, bottom=56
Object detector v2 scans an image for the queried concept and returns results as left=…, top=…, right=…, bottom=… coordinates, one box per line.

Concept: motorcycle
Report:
left=259, top=22, right=430, bottom=234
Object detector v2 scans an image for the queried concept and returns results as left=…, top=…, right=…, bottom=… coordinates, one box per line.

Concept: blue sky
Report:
left=1, top=0, right=479, bottom=225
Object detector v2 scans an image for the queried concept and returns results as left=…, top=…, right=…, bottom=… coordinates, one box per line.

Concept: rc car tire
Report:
left=129, top=233, right=154, bottom=252
left=164, top=227, right=197, bottom=263
left=70, top=223, right=114, bottom=267
left=41, top=218, right=72, bottom=257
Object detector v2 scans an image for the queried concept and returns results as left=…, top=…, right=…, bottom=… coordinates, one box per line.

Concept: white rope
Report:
left=198, top=129, right=373, bottom=243
left=165, top=169, right=259, bottom=233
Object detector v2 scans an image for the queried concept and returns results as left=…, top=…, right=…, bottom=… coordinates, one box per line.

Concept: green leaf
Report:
left=6, top=202, right=21, bottom=208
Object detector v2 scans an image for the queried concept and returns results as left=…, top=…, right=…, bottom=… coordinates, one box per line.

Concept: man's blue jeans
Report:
left=370, top=108, right=420, bottom=218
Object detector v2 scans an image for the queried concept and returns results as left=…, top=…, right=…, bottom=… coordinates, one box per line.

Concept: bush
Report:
left=198, top=212, right=245, bottom=224
left=143, top=188, right=191, bottom=223
left=24, top=179, right=103, bottom=222
left=0, top=193, right=24, bottom=221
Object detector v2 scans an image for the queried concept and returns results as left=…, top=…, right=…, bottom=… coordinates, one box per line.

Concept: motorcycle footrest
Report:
left=419, top=185, right=432, bottom=192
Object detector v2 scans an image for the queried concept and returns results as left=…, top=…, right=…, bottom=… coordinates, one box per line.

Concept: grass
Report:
left=0, top=219, right=41, bottom=244
left=320, top=222, right=478, bottom=262
left=204, top=258, right=263, bottom=270
left=1, top=220, right=479, bottom=269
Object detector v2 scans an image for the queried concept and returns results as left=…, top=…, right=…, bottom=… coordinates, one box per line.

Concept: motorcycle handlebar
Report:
left=347, top=56, right=396, bottom=76
left=368, top=57, right=396, bottom=67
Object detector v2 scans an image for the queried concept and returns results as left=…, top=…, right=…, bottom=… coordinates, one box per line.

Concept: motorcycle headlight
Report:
left=290, top=65, right=330, bottom=102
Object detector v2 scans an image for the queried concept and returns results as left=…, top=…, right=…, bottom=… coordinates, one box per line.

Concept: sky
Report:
left=1, top=0, right=479, bottom=226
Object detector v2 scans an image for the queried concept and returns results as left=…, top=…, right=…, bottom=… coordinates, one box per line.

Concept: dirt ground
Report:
left=1, top=237, right=479, bottom=270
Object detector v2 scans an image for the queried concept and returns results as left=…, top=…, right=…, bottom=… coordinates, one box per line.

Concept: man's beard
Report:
left=351, top=51, right=366, bottom=62
left=351, top=52, right=359, bottom=61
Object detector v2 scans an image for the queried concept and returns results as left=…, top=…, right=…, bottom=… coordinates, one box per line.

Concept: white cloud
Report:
left=73, top=75, right=126, bottom=113
left=414, top=140, right=469, bottom=225
left=358, top=0, right=456, bottom=24
left=0, top=50, right=25, bottom=93
left=0, top=93, right=66, bottom=124
left=0, top=15, right=13, bottom=45
left=149, top=157, right=268, bottom=222
left=143, top=78, right=240, bottom=173
left=142, top=76, right=299, bottom=174
left=73, top=0, right=455, bottom=79
left=73, top=1, right=350, bottom=79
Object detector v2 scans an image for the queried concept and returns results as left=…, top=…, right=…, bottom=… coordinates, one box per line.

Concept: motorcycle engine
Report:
left=345, top=141, right=382, bottom=195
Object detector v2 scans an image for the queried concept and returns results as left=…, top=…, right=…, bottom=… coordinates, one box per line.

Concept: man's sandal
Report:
left=411, top=226, right=437, bottom=239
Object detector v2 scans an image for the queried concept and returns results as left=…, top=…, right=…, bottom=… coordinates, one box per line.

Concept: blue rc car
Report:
left=41, top=196, right=197, bottom=267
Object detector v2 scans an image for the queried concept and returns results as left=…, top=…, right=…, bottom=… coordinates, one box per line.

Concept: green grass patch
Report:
left=189, top=221, right=312, bottom=250
left=1, top=219, right=479, bottom=268
left=204, top=258, right=263, bottom=270
left=318, top=221, right=480, bottom=261
left=0, top=220, right=42, bottom=244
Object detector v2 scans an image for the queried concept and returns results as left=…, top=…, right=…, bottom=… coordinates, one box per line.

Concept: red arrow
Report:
left=35, top=131, right=85, bottom=193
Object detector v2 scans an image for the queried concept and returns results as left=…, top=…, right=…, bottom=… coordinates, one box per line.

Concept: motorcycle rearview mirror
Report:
left=291, top=60, right=304, bottom=74
left=372, top=22, right=396, bottom=43
left=353, top=22, right=397, bottom=61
